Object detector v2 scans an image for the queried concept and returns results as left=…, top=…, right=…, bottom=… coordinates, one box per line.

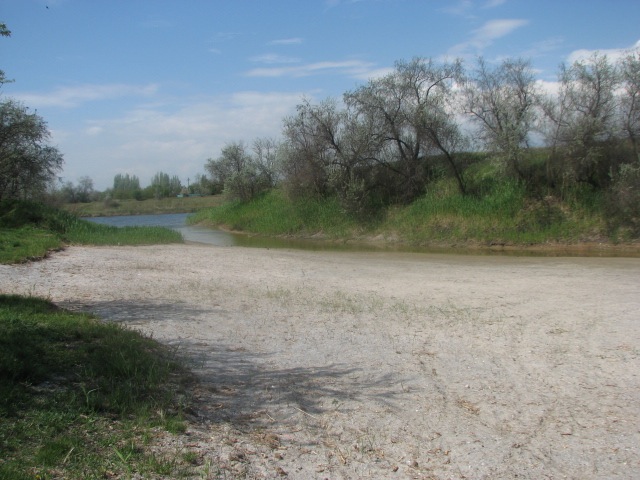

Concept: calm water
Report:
left=87, top=213, right=236, bottom=246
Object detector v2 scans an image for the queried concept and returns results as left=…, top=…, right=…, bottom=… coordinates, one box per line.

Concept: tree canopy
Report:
left=0, top=99, right=64, bottom=200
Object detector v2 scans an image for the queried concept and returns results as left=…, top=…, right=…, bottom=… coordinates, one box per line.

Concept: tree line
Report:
left=206, top=51, right=639, bottom=231
left=53, top=172, right=213, bottom=203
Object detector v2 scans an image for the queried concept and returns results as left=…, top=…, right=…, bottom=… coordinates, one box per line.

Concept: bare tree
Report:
left=280, top=99, right=340, bottom=198
left=463, top=57, right=538, bottom=181
left=542, top=53, right=620, bottom=187
left=345, top=57, right=466, bottom=201
left=252, top=137, right=281, bottom=188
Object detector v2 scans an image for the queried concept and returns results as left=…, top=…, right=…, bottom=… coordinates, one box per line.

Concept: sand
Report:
left=1, top=244, right=639, bottom=479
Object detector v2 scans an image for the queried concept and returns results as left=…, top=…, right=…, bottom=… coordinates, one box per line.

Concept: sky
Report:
left=1, top=0, right=639, bottom=191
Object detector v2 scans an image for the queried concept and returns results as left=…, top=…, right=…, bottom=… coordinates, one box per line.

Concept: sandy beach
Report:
left=1, top=244, right=639, bottom=479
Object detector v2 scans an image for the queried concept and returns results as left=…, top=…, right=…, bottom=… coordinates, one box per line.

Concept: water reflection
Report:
left=87, top=213, right=235, bottom=246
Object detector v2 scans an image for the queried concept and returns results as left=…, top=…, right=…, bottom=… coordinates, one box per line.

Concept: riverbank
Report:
left=2, top=244, right=639, bottom=478
left=191, top=187, right=640, bottom=255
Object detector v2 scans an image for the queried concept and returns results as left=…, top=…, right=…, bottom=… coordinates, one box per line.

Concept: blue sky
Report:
left=1, top=0, right=639, bottom=190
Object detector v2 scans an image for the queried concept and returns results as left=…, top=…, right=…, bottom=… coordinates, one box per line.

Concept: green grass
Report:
left=0, top=200, right=183, bottom=263
left=189, top=189, right=362, bottom=238
left=385, top=178, right=605, bottom=245
left=192, top=178, right=609, bottom=248
left=0, top=294, right=194, bottom=479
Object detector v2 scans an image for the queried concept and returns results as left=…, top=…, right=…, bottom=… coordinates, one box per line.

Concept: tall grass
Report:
left=192, top=178, right=608, bottom=247
left=0, top=294, right=191, bottom=479
left=190, top=189, right=361, bottom=238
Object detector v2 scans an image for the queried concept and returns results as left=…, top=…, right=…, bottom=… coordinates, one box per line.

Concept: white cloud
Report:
left=483, top=0, right=506, bottom=8
left=449, top=18, right=528, bottom=56
left=57, top=91, right=306, bottom=189
left=245, top=59, right=378, bottom=78
left=250, top=53, right=301, bottom=64
left=441, top=0, right=473, bottom=16
left=13, top=83, right=159, bottom=108
left=268, top=37, right=303, bottom=46
left=567, top=39, right=640, bottom=65
left=535, top=79, right=561, bottom=97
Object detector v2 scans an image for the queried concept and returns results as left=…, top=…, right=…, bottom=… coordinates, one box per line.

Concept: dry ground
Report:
left=1, top=244, right=639, bottom=479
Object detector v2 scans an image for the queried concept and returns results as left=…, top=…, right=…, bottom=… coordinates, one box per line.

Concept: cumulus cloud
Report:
left=567, top=39, right=640, bottom=65
left=13, top=83, right=159, bottom=108
left=57, top=91, right=306, bottom=189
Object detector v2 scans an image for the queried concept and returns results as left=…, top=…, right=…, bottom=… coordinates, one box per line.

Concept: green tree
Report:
left=112, top=173, right=141, bottom=200
left=205, top=141, right=273, bottom=202
left=0, top=99, right=64, bottom=200
left=150, top=171, right=181, bottom=198
left=620, top=50, right=640, bottom=161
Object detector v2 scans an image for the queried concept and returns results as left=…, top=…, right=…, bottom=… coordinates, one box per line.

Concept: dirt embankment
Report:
left=1, top=244, right=639, bottom=479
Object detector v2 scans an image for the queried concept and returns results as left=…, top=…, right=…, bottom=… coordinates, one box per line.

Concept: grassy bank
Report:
left=0, top=201, right=182, bottom=264
left=0, top=294, right=195, bottom=479
left=191, top=179, right=616, bottom=249
left=64, top=195, right=225, bottom=217
left=189, top=189, right=361, bottom=238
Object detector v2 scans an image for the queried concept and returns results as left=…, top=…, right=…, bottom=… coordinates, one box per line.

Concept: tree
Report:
left=463, top=57, right=539, bottom=181
left=0, top=99, right=64, bottom=200
left=620, top=50, right=640, bottom=161
left=112, top=173, right=141, bottom=200
left=281, top=99, right=338, bottom=199
left=150, top=171, right=181, bottom=198
left=76, top=176, right=94, bottom=202
left=252, top=137, right=281, bottom=188
left=189, top=173, right=213, bottom=195
left=542, top=53, right=621, bottom=188
left=0, top=22, right=11, bottom=87
left=345, top=57, right=466, bottom=201
left=205, top=141, right=273, bottom=202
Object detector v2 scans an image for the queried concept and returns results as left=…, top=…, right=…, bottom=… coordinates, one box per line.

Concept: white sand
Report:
left=2, top=244, right=639, bottom=479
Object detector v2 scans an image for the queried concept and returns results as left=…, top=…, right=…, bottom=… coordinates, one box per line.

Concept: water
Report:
left=87, top=213, right=237, bottom=246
